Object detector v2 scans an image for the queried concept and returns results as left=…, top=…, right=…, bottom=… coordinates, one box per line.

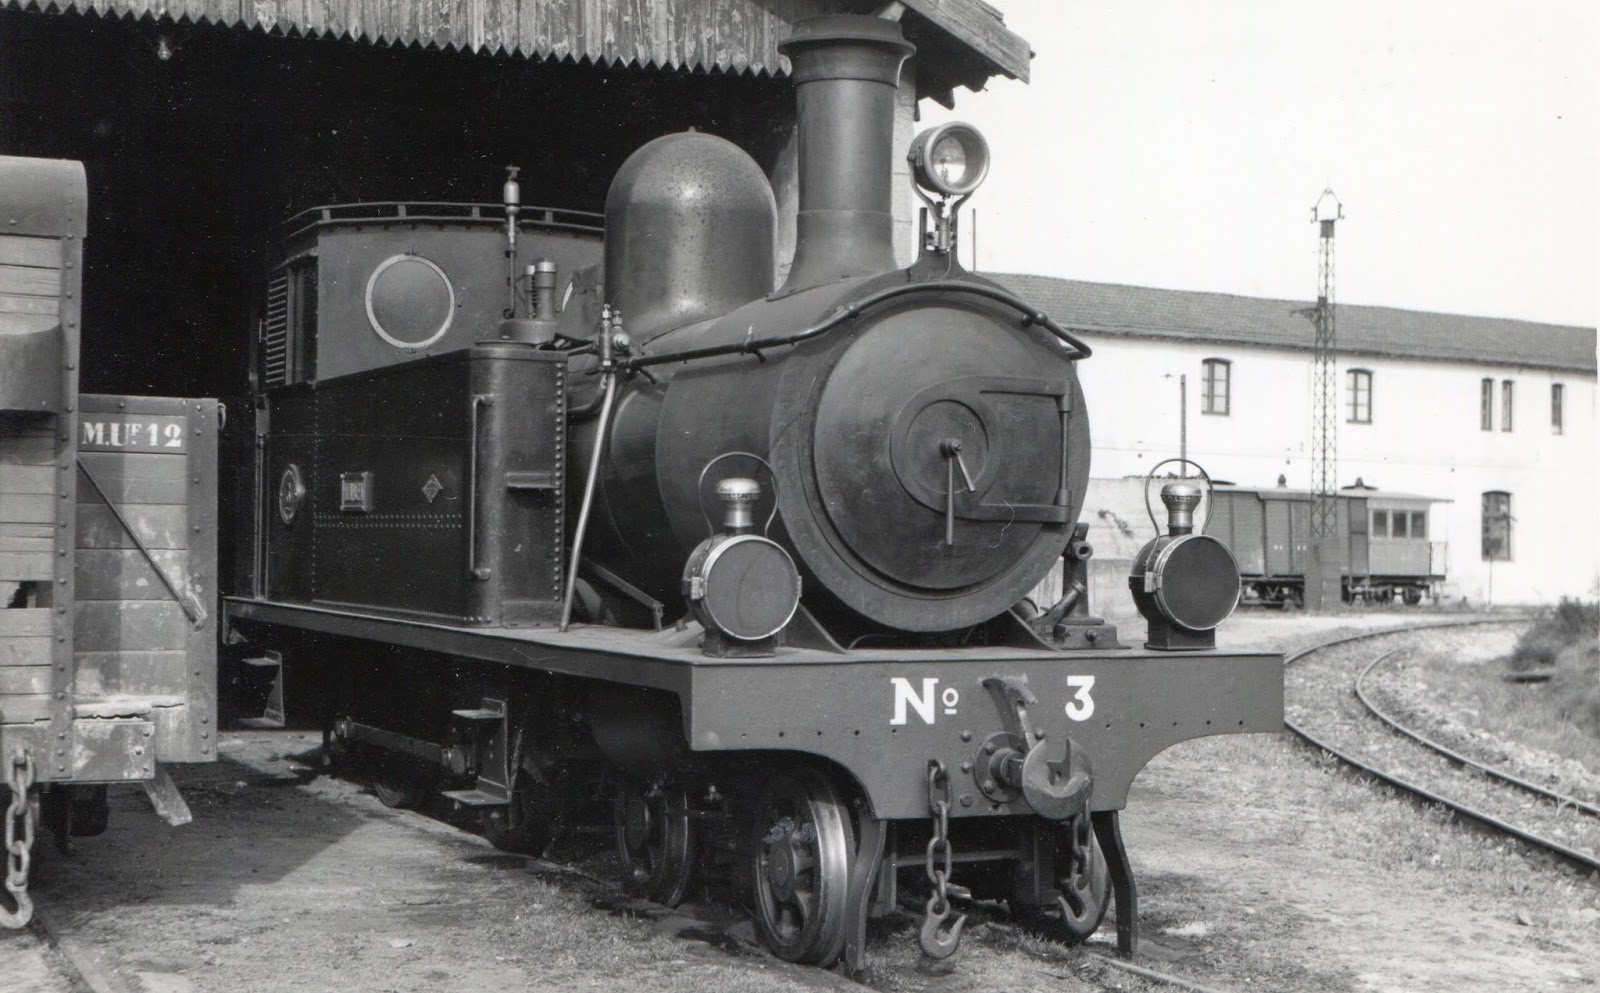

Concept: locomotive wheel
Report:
left=1016, top=815, right=1111, bottom=944
left=615, top=781, right=694, bottom=906
left=750, top=766, right=854, bottom=965
left=482, top=770, right=556, bottom=856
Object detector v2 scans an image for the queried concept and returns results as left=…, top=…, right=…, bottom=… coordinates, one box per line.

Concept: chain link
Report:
left=923, top=768, right=953, bottom=915
left=3, top=749, right=36, bottom=928
left=919, top=760, right=965, bottom=959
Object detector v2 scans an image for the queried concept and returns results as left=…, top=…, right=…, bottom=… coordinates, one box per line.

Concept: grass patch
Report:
left=1509, top=599, right=1599, bottom=738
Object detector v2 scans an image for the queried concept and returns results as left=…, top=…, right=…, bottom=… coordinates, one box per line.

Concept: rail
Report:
left=1283, top=616, right=1600, bottom=874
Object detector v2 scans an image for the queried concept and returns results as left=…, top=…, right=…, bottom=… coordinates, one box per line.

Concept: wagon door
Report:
left=75, top=395, right=218, bottom=773
left=1262, top=495, right=1292, bottom=577
left=1346, top=497, right=1369, bottom=576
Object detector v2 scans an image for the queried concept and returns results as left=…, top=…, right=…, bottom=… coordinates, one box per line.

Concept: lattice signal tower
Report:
left=1308, top=189, right=1343, bottom=539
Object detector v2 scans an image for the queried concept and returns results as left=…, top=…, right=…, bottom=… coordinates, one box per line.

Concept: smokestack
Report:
left=777, top=16, right=914, bottom=295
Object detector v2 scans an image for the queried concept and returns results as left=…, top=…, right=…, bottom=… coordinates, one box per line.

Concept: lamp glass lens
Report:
left=931, top=136, right=969, bottom=186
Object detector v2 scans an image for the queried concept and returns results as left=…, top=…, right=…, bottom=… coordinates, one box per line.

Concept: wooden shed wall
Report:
left=19, top=0, right=845, bottom=70
left=5, top=0, right=1027, bottom=91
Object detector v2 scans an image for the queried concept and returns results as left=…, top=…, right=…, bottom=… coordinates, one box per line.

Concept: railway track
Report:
left=1284, top=618, right=1600, bottom=875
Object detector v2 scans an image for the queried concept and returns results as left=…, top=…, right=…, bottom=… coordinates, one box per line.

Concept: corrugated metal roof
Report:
left=5, top=0, right=1028, bottom=89
left=995, top=273, right=1597, bottom=374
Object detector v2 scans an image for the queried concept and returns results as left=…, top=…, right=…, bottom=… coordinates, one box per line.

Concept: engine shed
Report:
left=0, top=0, right=1025, bottom=400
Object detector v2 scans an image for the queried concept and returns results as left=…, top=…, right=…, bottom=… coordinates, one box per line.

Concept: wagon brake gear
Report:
left=918, top=760, right=965, bottom=959
left=979, top=676, right=1092, bottom=822
left=3, top=750, right=36, bottom=929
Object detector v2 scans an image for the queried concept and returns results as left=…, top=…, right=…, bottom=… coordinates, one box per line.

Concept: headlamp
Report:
left=908, top=123, right=990, bottom=198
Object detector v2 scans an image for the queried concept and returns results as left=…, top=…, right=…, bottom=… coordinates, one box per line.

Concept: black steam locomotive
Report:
left=224, top=16, right=1283, bottom=968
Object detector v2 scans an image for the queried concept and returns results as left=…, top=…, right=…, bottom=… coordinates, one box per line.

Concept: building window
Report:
left=1347, top=369, right=1372, bottom=423
left=1480, top=378, right=1493, bottom=431
left=1481, top=491, right=1512, bottom=561
left=1201, top=359, right=1230, bottom=415
left=1552, top=383, right=1564, bottom=435
left=1501, top=380, right=1514, bottom=432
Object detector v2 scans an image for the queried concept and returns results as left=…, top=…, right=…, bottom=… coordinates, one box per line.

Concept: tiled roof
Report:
left=994, top=273, right=1596, bottom=374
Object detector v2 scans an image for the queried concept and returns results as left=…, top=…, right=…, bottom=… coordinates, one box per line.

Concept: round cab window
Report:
left=365, top=254, right=455, bottom=350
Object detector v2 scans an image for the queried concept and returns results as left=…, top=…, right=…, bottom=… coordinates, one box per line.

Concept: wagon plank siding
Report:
left=0, top=693, right=51, bottom=723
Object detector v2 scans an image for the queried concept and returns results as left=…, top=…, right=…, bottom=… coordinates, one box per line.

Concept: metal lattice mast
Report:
left=1309, top=189, right=1343, bottom=539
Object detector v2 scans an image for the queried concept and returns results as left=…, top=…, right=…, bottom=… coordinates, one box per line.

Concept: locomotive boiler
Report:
left=225, top=14, right=1284, bottom=969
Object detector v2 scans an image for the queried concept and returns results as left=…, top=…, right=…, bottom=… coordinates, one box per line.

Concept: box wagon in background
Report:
left=1207, top=482, right=1448, bottom=607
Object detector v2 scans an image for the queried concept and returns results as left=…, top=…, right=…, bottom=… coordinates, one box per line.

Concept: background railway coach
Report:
left=1207, top=483, right=1447, bottom=607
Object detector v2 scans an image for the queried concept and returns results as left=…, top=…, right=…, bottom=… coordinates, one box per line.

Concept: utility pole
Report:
left=1298, top=189, right=1343, bottom=610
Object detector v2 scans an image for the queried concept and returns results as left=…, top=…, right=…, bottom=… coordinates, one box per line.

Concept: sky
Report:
left=918, top=1, right=1596, bottom=327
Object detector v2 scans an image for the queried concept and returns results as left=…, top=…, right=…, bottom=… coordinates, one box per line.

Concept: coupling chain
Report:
left=3, top=748, right=36, bottom=928
left=924, top=762, right=953, bottom=914
left=918, top=760, right=965, bottom=959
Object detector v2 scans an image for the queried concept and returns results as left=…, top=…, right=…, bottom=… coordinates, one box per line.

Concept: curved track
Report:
left=1284, top=618, right=1600, bottom=874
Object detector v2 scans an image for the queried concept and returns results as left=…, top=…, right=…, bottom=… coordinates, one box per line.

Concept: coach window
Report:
left=1347, top=369, right=1372, bottom=423
left=1552, top=383, right=1564, bottom=435
left=1371, top=509, right=1388, bottom=537
left=1501, top=380, right=1514, bottom=432
left=1410, top=511, right=1427, bottom=539
left=1480, top=378, right=1493, bottom=431
left=1202, top=358, right=1230, bottom=415
left=1481, top=491, right=1512, bottom=561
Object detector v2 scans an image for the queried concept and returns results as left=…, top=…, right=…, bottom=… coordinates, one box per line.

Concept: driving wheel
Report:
left=615, top=781, right=694, bottom=906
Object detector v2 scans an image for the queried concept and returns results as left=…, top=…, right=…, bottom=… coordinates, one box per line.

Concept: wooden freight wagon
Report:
left=0, top=155, right=218, bottom=928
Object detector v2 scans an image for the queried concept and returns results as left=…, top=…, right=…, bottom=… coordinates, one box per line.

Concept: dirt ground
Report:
left=3, top=609, right=1596, bottom=993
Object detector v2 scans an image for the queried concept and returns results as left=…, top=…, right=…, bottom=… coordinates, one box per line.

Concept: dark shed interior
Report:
left=0, top=8, right=792, bottom=400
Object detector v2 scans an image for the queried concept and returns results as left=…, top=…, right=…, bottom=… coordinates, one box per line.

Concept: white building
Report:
left=996, top=274, right=1598, bottom=606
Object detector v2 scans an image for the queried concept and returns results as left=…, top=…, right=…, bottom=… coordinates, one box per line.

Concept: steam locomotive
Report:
left=223, top=15, right=1283, bottom=968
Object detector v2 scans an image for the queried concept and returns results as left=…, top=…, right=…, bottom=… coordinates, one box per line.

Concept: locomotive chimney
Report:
left=777, top=16, right=914, bottom=295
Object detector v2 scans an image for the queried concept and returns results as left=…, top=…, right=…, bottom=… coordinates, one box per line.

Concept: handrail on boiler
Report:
left=618, top=280, right=1093, bottom=371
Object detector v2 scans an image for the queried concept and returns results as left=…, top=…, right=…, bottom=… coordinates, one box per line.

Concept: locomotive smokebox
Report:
left=777, top=16, right=915, bottom=294
left=604, top=131, right=777, bottom=344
